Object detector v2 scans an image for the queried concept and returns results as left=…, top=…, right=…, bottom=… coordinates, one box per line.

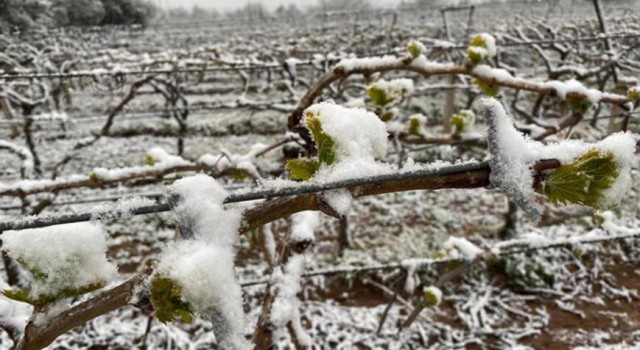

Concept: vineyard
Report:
left=1, top=1, right=640, bottom=349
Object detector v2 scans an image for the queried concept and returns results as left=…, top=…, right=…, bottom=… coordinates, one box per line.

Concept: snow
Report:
left=586, top=132, right=638, bottom=207
left=478, top=98, right=638, bottom=218
left=198, top=146, right=262, bottom=179
left=409, top=55, right=456, bottom=70
left=270, top=254, right=311, bottom=347
left=335, top=55, right=400, bottom=72
left=406, top=39, right=427, bottom=58
left=156, top=241, right=247, bottom=349
left=167, top=174, right=237, bottom=244
left=322, top=189, right=353, bottom=216
left=423, top=286, right=443, bottom=306
left=472, top=64, right=521, bottom=83
left=91, top=196, right=157, bottom=221
left=443, top=236, right=483, bottom=260
left=542, top=79, right=603, bottom=103
left=157, top=174, right=249, bottom=349
left=0, top=140, right=34, bottom=177
left=305, top=102, right=388, bottom=163
left=367, top=78, right=414, bottom=104
left=471, top=65, right=605, bottom=104
left=298, top=101, right=397, bottom=182
left=291, top=211, right=321, bottom=242
left=2, top=222, right=116, bottom=298
left=403, top=260, right=419, bottom=294
left=312, top=157, right=395, bottom=183
left=477, top=33, right=497, bottom=57
left=91, top=147, right=191, bottom=181
left=0, top=279, right=32, bottom=336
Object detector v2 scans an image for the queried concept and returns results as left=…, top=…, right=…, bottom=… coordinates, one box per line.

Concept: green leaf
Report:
left=150, top=274, right=194, bottom=323
left=16, top=258, right=48, bottom=281
left=568, top=97, right=592, bottom=114
left=305, top=114, right=337, bottom=165
left=380, top=110, right=395, bottom=122
left=467, top=34, right=490, bottom=65
left=232, top=170, right=250, bottom=181
left=143, top=154, right=157, bottom=166
left=367, top=86, right=391, bottom=107
left=408, top=117, right=423, bottom=136
left=2, top=289, right=32, bottom=304
left=451, top=114, right=465, bottom=134
left=544, top=150, right=618, bottom=209
left=467, top=47, right=483, bottom=65
left=2, top=282, right=105, bottom=306
left=628, top=87, right=640, bottom=103
left=89, top=172, right=100, bottom=183
left=285, top=158, right=320, bottom=181
left=469, top=33, right=488, bottom=49
left=473, top=78, right=499, bottom=97
left=423, top=286, right=442, bottom=307
left=406, top=40, right=423, bottom=59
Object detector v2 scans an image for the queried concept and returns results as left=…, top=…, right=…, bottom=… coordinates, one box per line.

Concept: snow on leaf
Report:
left=2, top=222, right=116, bottom=301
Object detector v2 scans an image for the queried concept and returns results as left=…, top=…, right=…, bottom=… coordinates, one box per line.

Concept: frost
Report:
left=156, top=174, right=249, bottom=349
left=2, top=223, right=116, bottom=299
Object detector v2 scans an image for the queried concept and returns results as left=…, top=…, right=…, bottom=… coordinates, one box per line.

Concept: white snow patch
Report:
left=444, top=236, right=483, bottom=260
left=305, top=102, right=388, bottom=162
left=291, top=211, right=320, bottom=242
left=322, top=189, right=353, bottom=216
left=270, top=254, right=311, bottom=347
left=478, top=98, right=638, bottom=218
left=2, top=223, right=116, bottom=298
left=0, top=279, right=32, bottom=336
left=157, top=174, right=249, bottom=349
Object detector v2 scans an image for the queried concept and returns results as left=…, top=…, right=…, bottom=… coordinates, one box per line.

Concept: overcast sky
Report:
left=156, top=0, right=400, bottom=11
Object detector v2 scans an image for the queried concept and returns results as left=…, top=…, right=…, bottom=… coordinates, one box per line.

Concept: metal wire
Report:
left=0, top=161, right=489, bottom=231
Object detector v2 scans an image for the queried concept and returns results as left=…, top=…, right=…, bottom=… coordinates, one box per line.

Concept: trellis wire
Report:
left=0, top=161, right=489, bottom=231
left=239, top=229, right=640, bottom=287
left=2, top=33, right=639, bottom=80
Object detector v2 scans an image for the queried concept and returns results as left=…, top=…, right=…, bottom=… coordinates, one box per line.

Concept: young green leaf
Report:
left=367, top=86, right=391, bottom=107
left=143, top=154, right=157, bottom=166
left=305, top=114, right=337, bottom=165
left=567, top=96, right=592, bottom=114
left=543, top=150, right=618, bottom=209
left=285, top=158, right=320, bottom=181
left=408, top=117, right=423, bottom=136
left=473, top=78, right=499, bottom=97
left=406, top=40, right=424, bottom=59
left=150, top=274, right=194, bottom=323
left=423, top=286, right=443, bottom=307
